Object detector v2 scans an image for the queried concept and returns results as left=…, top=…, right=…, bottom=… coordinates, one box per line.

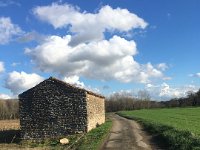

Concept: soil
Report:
left=101, top=113, right=163, bottom=150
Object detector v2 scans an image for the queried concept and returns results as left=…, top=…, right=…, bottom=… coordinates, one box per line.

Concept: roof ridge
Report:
left=48, top=77, right=105, bottom=98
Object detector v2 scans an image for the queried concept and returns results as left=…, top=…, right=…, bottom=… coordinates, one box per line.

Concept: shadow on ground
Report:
left=0, top=130, right=21, bottom=143
left=150, top=134, right=168, bottom=150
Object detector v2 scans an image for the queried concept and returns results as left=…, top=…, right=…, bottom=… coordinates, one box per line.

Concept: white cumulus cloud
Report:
left=63, top=75, right=84, bottom=87
left=145, top=82, right=199, bottom=100
left=5, top=71, right=44, bottom=95
left=33, top=3, right=148, bottom=45
left=26, top=34, right=164, bottom=83
left=28, top=3, right=167, bottom=84
left=0, top=93, right=11, bottom=99
left=0, top=17, right=22, bottom=44
left=0, top=61, right=5, bottom=73
left=63, top=75, right=101, bottom=93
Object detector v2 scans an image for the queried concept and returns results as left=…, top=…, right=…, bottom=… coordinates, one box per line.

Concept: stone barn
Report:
left=19, top=77, right=105, bottom=139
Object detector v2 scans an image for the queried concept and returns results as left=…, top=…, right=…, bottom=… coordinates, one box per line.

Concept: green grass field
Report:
left=119, top=107, right=200, bottom=136
left=118, top=107, right=200, bottom=150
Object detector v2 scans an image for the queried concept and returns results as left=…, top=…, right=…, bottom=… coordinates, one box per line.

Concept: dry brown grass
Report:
left=0, top=120, right=20, bottom=131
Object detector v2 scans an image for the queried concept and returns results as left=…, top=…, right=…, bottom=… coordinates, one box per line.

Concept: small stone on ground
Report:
left=60, top=138, right=69, bottom=145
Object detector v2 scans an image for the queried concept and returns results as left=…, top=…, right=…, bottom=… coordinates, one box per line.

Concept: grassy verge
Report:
left=117, top=109, right=200, bottom=150
left=0, top=119, right=112, bottom=150
left=72, top=119, right=112, bottom=150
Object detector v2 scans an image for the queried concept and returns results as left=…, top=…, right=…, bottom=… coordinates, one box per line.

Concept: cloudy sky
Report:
left=0, top=0, right=200, bottom=100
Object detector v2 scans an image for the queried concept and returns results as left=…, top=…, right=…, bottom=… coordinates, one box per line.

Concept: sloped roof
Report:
left=19, top=77, right=105, bottom=98
left=49, top=77, right=105, bottom=98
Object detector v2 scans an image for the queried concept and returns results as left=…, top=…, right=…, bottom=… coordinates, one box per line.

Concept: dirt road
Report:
left=101, top=114, right=159, bottom=150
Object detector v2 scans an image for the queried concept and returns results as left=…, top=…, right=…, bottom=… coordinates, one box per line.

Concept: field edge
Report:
left=117, top=111, right=200, bottom=150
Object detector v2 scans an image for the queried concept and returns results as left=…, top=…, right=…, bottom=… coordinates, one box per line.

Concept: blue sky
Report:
left=0, top=0, right=200, bottom=100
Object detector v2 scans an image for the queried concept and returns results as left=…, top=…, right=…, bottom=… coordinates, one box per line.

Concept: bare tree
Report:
left=0, top=99, right=19, bottom=120
left=137, top=90, right=151, bottom=101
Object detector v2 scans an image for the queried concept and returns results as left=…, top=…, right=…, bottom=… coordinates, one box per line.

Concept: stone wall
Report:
left=19, top=77, right=105, bottom=140
left=86, top=93, right=105, bottom=131
left=19, top=78, right=88, bottom=139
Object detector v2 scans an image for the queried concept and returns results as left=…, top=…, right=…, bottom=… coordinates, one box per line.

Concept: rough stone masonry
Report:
left=19, top=77, right=105, bottom=139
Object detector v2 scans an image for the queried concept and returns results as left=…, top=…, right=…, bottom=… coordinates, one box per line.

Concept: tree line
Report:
left=106, top=89, right=200, bottom=112
left=162, top=89, right=200, bottom=107
left=0, top=99, right=19, bottom=120
left=0, top=89, right=200, bottom=119
left=105, top=90, right=165, bottom=112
